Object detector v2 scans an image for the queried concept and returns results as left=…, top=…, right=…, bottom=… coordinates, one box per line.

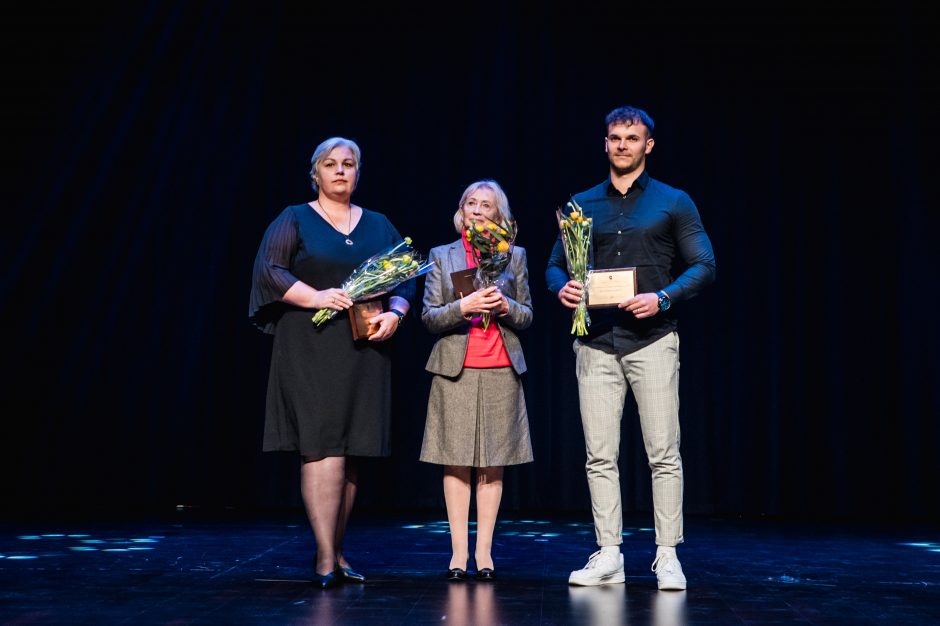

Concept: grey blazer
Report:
left=422, top=240, right=533, bottom=377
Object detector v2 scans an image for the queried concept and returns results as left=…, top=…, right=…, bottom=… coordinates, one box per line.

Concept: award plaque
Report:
left=348, top=300, right=385, bottom=340
left=586, top=267, right=637, bottom=308
left=450, top=268, right=477, bottom=298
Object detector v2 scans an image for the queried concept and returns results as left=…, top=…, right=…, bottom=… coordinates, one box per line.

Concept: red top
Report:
left=462, top=237, right=512, bottom=368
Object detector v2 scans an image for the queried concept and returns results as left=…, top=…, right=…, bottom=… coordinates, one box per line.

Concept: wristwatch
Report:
left=389, top=308, right=406, bottom=325
left=656, top=290, right=671, bottom=312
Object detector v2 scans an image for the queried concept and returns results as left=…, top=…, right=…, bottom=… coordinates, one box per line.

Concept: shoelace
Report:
left=583, top=550, right=603, bottom=569
left=652, top=553, right=679, bottom=574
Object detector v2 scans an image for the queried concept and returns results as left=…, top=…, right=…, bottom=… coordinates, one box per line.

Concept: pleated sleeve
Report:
left=249, top=207, right=301, bottom=334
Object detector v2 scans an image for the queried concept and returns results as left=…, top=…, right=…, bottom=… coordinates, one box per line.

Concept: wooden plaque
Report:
left=450, top=268, right=478, bottom=298
left=348, top=300, right=384, bottom=340
left=586, top=267, right=637, bottom=308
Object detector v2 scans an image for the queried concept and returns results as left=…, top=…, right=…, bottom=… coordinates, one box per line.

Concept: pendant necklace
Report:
left=318, top=202, right=354, bottom=245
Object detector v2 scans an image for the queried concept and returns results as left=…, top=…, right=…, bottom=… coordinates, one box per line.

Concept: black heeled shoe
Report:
left=312, top=570, right=341, bottom=589
left=339, top=565, right=366, bottom=583
left=475, top=568, right=496, bottom=581
left=447, top=567, right=468, bottom=581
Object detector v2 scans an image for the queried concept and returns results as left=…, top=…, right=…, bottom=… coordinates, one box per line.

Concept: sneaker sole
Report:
left=657, top=580, right=687, bottom=590
left=568, top=572, right=626, bottom=586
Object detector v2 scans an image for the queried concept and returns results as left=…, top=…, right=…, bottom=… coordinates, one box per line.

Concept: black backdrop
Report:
left=3, top=3, right=938, bottom=523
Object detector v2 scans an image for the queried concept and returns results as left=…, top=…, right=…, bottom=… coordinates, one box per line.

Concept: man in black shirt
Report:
left=546, top=105, right=716, bottom=590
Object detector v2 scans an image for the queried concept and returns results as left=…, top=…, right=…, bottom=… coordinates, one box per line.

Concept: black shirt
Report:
left=545, top=171, right=716, bottom=354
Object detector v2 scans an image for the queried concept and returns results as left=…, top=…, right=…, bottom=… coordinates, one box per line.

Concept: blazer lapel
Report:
left=447, top=240, right=467, bottom=272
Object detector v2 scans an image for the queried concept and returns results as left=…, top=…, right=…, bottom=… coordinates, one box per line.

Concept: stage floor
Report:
left=1, top=510, right=937, bottom=625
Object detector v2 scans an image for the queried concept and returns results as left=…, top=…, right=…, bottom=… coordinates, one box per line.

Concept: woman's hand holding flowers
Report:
left=460, top=285, right=504, bottom=318
left=495, top=291, right=510, bottom=317
left=313, top=288, right=353, bottom=311
left=465, top=217, right=517, bottom=331
left=310, top=238, right=433, bottom=328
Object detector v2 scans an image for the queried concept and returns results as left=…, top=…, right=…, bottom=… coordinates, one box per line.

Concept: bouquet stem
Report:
left=312, top=307, right=339, bottom=326
left=309, top=237, right=434, bottom=328
left=557, top=201, right=593, bottom=337
left=481, top=311, right=492, bottom=332
left=571, top=298, right=589, bottom=336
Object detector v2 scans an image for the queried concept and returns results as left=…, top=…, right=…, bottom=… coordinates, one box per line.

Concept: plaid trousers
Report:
left=574, top=332, right=684, bottom=547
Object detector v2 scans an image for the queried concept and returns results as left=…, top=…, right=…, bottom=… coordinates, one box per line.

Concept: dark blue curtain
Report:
left=3, top=2, right=938, bottom=522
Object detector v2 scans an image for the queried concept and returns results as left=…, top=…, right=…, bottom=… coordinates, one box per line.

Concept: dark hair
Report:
left=605, top=106, right=655, bottom=137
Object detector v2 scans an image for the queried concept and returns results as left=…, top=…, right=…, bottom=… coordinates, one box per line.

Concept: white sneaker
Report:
left=652, top=553, right=687, bottom=590
left=568, top=550, right=625, bottom=586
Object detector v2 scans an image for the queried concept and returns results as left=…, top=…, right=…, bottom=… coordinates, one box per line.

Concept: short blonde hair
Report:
left=309, top=137, right=362, bottom=193
left=452, top=179, right=513, bottom=234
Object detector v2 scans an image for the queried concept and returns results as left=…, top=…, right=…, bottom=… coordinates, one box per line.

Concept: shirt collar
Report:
left=606, top=170, right=650, bottom=196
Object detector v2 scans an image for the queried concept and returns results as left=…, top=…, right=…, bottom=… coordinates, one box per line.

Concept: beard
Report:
left=610, top=160, right=641, bottom=177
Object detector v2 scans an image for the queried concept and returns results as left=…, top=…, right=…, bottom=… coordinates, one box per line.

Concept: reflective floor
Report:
left=1, top=510, right=937, bottom=625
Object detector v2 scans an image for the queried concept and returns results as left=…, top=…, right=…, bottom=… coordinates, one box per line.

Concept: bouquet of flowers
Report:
left=556, top=199, right=593, bottom=336
left=466, top=216, right=518, bottom=332
left=311, top=237, right=434, bottom=326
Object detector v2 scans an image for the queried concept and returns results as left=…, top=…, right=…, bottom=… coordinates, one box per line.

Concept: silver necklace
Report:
left=317, top=202, right=354, bottom=245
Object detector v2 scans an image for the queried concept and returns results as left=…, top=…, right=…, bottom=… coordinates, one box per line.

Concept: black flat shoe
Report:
left=447, top=567, right=468, bottom=581
left=313, top=571, right=341, bottom=589
left=476, top=568, right=496, bottom=581
left=339, top=565, right=366, bottom=583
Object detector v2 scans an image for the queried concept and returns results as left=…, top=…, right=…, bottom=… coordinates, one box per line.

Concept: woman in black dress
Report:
left=249, top=137, right=414, bottom=589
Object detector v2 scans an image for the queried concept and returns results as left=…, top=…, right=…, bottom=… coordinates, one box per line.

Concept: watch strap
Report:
left=656, top=290, right=671, bottom=311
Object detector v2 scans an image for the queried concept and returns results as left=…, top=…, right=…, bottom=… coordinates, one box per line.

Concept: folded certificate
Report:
left=586, top=268, right=637, bottom=308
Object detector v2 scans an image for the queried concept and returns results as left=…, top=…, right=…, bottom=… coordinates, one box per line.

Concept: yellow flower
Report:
left=312, top=237, right=434, bottom=327
left=557, top=202, right=592, bottom=336
left=464, top=217, right=518, bottom=333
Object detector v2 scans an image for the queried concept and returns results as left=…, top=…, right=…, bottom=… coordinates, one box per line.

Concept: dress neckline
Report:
left=309, top=201, right=362, bottom=245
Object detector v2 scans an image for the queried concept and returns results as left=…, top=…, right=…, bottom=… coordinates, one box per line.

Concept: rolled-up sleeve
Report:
left=249, top=207, right=300, bottom=334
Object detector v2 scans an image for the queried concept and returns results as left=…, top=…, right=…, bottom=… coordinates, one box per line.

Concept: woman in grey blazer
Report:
left=420, top=179, right=534, bottom=581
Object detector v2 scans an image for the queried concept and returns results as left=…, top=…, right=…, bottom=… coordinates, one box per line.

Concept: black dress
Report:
left=249, top=203, right=415, bottom=458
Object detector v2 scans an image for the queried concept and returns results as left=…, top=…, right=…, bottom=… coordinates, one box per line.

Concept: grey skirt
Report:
left=419, top=367, right=533, bottom=467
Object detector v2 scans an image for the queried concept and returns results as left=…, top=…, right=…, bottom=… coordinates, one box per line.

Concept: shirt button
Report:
left=617, top=230, right=622, bottom=234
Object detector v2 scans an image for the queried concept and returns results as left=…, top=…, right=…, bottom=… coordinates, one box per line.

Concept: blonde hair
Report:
left=452, top=179, right=513, bottom=234
left=309, top=137, right=362, bottom=193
